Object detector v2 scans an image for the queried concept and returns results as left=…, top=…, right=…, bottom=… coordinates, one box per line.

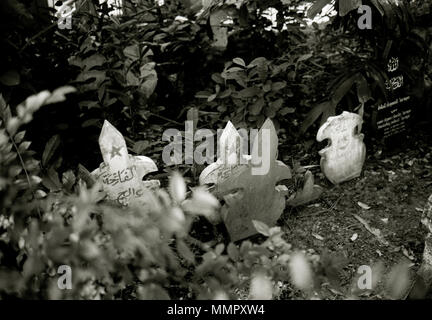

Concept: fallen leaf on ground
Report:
left=312, top=233, right=324, bottom=241
left=357, top=202, right=371, bottom=210
left=352, top=214, right=389, bottom=246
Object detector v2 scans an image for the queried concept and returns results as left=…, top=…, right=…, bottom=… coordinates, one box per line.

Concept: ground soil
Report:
left=276, top=123, right=432, bottom=299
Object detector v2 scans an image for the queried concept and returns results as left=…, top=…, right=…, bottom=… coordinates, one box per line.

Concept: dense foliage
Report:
left=0, top=0, right=430, bottom=299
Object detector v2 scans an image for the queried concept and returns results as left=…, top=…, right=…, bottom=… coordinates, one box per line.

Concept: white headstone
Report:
left=91, top=120, right=159, bottom=206
left=317, top=111, right=366, bottom=184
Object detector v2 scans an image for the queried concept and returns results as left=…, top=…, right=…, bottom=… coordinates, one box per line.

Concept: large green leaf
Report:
left=338, top=0, right=362, bottom=17
left=301, top=100, right=334, bottom=133
left=370, top=0, right=385, bottom=16
left=331, top=73, right=358, bottom=105
left=0, top=70, right=20, bottom=86
left=356, top=74, right=372, bottom=104
left=307, top=0, right=332, bottom=19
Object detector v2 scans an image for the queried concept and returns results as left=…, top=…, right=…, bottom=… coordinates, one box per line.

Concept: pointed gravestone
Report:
left=91, top=120, right=159, bottom=206
left=200, top=119, right=291, bottom=241
left=317, top=111, right=366, bottom=184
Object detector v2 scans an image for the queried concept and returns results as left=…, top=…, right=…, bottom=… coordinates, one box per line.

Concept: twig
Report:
left=4, top=129, right=42, bottom=219
left=148, top=112, right=183, bottom=126
left=19, top=23, right=57, bottom=54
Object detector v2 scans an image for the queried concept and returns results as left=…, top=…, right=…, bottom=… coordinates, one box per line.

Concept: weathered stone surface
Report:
left=91, top=120, right=159, bottom=206
left=317, top=111, right=366, bottom=184
left=200, top=119, right=291, bottom=241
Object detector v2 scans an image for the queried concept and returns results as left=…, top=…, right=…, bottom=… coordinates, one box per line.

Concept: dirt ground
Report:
left=278, top=124, right=432, bottom=299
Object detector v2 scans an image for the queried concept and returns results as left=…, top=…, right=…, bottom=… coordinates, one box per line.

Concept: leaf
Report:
left=297, top=53, right=313, bottom=63
left=312, top=233, right=324, bottom=241
left=352, top=214, right=389, bottom=246
left=237, top=87, right=261, bottom=98
left=195, top=91, right=212, bottom=99
left=14, top=131, right=26, bottom=144
left=280, top=107, right=295, bottom=115
left=331, top=74, right=358, bottom=105
left=252, top=220, right=271, bottom=237
left=8, top=165, right=22, bottom=178
left=301, top=101, right=333, bottom=133
left=83, top=54, right=106, bottom=70
left=385, top=262, right=412, bottom=299
left=126, top=70, right=140, bottom=86
left=271, top=81, right=286, bottom=91
left=289, top=252, right=313, bottom=291
left=133, top=140, right=150, bottom=154
left=0, top=70, right=20, bottom=86
left=62, top=170, right=76, bottom=190
left=370, top=0, right=385, bottom=16
left=0, top=94, right=11, bottom=122
left=42, top=135, right=61, bottom=167
left=77, top=163, right=95, bottom=187
left=339, top=0, right=362, bottom=17
left=207, top=93, right=217, bottom=102
left=269, top=98, right=283, bottom=111
left=211, top=73, right=224, bottom=84
left=247, top=57, right=267, bottom=68
left=177, top=240, right=195, bottom=264
left=307, top=0, right=332, bottom=19
left=249, top=273, right=273, bottom=300
left=42, top=167, right=62, bottom=191
left=356, top=75, right=372, bottom=104
left=357, top=201, right=371, bottom=210
left=44, top=86, right=76, bottom=104
left=233, top=57, right=246, bottom=67
left=227, top=243, right=239, bottom=261
left=18, top=141, right=31, bottom=153
left=169, top=172, right=186, bottom=203
left=250, top=98, right=265, bottom=115
left=75, top=70, right=106, bottom=91
left=140, top=63, right=158, bottom=98
left=123, top=44, right=140, bottom=61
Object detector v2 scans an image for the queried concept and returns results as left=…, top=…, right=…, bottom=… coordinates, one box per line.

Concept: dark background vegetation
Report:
left=0, top=0, right=431, bottom=299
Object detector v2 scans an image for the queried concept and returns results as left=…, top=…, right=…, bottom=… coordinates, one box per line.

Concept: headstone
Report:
left=375, top=54, right=413, bottom=139
left=200, top=119, right=291, bottom=242
left=317, top=111, right=366, bottom=184
left=372, top=36, right=426, bottom=141
left=91, top=120, right=159, bottom=206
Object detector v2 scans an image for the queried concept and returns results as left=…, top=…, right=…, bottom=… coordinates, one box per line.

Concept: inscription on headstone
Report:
left=91, top=120, right=159, bottom=206
left=375, top=51, right=413, bottom=139
left=317, top=111, right=366, bottom=184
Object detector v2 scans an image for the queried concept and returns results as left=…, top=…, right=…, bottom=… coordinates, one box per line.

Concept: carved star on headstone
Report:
left=91, top=120, right=160, bottom=206
left=200, top=118, right=291, bottom=241
left=110, top=145, right=122, bottom=159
